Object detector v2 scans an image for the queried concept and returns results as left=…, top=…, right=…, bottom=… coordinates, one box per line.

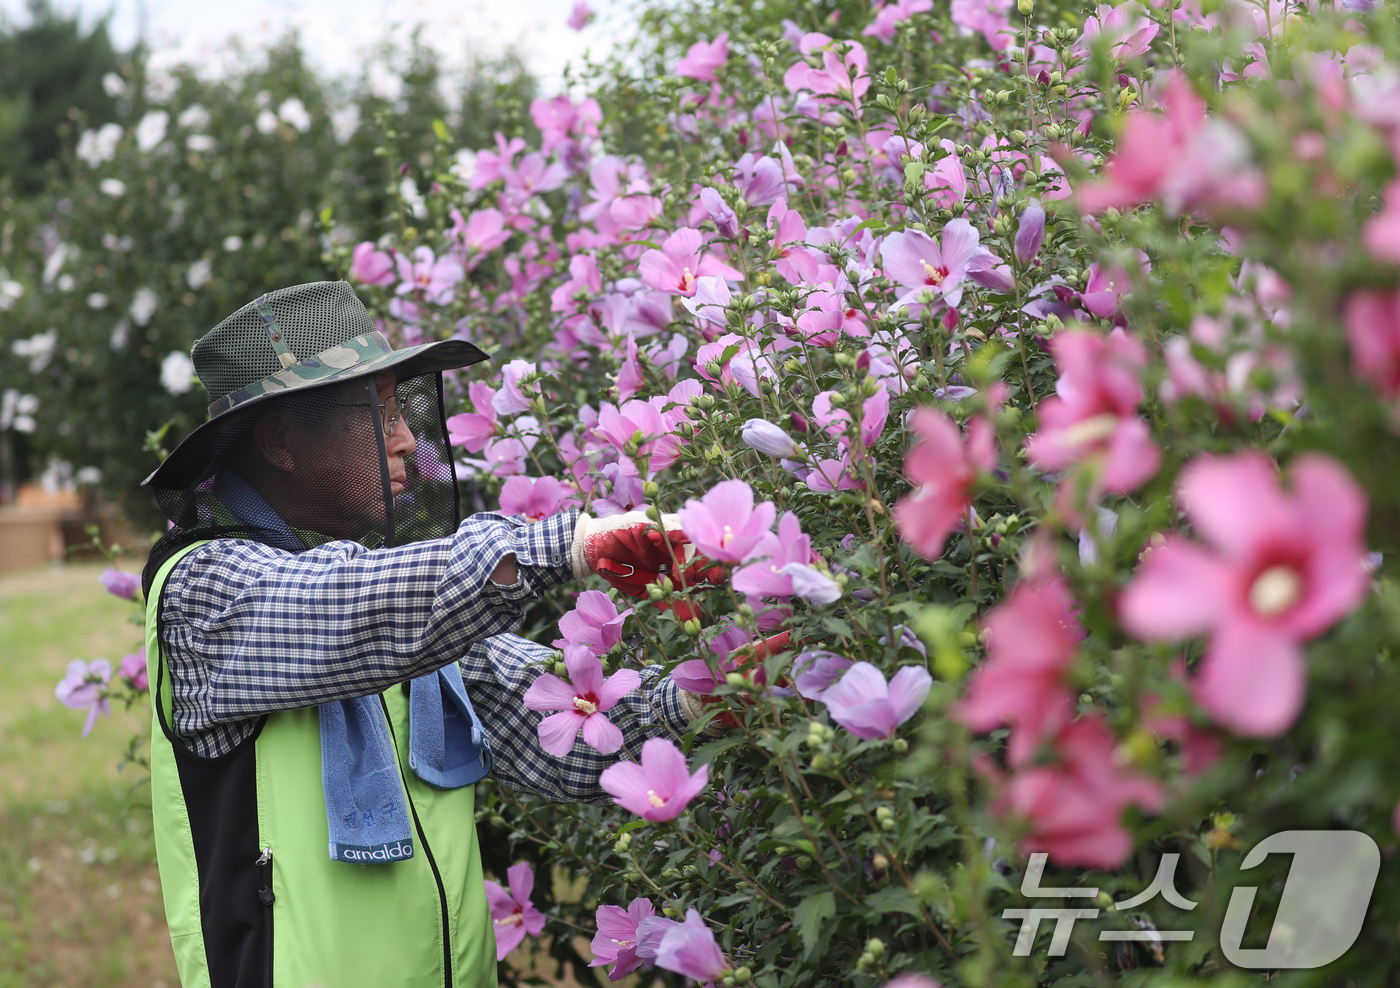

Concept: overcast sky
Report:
left=0, top=0, right=622, bottom=92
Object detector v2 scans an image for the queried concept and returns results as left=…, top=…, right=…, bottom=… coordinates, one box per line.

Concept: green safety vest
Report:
left=146, top=542, right=497, bottom=988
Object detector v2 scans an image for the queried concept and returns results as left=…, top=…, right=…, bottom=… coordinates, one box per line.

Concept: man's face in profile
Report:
left=253, top=371, right=418, bottom=539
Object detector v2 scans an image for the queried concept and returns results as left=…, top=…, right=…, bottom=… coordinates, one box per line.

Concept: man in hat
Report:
left=140, top=281, right=715, bottom=988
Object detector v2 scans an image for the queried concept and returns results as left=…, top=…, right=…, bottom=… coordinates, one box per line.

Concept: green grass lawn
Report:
left=0, top=561, right=179, bottom=988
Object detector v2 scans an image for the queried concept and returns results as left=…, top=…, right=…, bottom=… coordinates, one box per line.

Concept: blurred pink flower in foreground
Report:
left=599, top=737, right=709, bottom=820
left=554, top=589, right=632, bottom=656
left=523, top=646, right=640, bottom=755
left=639, top=227, right=741, bottom=297
left=655, top=908, right=729, bottom=983
left=100, top=567, right=141, bottom=600
left=499, top=475, right=565, bottom=521
left=675, top=33, right=730, bottom=82
left=567, top=0, right=593, bottom=30
left=677, top=479, right=776, bottom=564
left=1076, top=73, right=1264, bottom=217
left=894, top=410, right=995, bottom=560
left=998, top=715, right=1163, bottom=869
left=485, top=862, right=547, bottom=959
left=118, top=648, right=148, bottom=692
left=884, top=977, right=944, bottom=988
left=1024, top=328, right=1160, bottom=494
left=820, top=662, right=932, bottom=739
left=591, top=897, right=656, bottom=981
left=958, top=577, right=1083, bottom=766
left=1119, top=451, right=1369, bottom=737
left=1363, top=178, right=1400, bottom=264
left=1343, top=288, right=1400, bottom=404
left=55, top=659, right=112, bottom=737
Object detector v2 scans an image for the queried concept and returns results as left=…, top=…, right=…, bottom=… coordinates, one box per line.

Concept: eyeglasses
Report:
left=329, top=391, right=416, bottom=435
left=378, top=392, right=414, bottom=436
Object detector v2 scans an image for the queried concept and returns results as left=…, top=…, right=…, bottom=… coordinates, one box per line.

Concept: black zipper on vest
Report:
left=255, top=847, right=274, bottom=986
left=380, top=694, right=454, bottom=988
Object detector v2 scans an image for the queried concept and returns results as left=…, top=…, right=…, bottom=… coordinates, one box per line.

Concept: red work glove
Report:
left=571, top=511, right=725, bottom=599
left=692, top=631, right=797, bottom=731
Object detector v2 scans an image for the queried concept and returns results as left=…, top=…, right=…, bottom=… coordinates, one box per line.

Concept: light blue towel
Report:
left=215, top=473, right=493, bottom=864
left=319, top=667, right=493, bottom=864
left=408, top=662, right=494, bottom=788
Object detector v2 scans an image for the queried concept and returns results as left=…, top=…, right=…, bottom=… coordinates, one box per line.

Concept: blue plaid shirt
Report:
left=156, top=509, right=690, bottom=802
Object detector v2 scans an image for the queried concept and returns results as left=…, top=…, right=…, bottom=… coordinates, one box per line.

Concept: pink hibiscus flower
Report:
left=554, top=590, right=632, bottom=656
left=1118, top=451, right=1370, bottom=737
left=1342, top=288, right=1400, bottom=404
left=591, top=897, right=657, bottom=980
left=395, top=246, right=464, bottom=305
left=523, top=646, right=641, bottom=756
left=445, top=381, right=499, bottom=453
left=675, top=33, right=730, bottom=82
left=998, top=716, right=1163, bottom=869
left=485, top=862, right=547, bottom=959
left=598, top=737, right=709, bottom=821
left=880, top=220, right=996, bottom=309
left=349, top=242, right=395, bottom=285
left=957, top=577, right=1084, bottom=765
left=676, top=479, right=777, bottom=565
left=820, top=662, right=933, bottom=739
left=638, top=228, right=741, bottom=297
left=1024, top=328, right=1160, bottom=495
left=894, top=410, right=996, bottom=560
left=498, top=475, right=566, bottom=521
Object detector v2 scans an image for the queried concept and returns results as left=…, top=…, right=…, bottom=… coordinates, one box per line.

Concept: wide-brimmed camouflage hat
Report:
left=144, top=280, right=488, bottom=489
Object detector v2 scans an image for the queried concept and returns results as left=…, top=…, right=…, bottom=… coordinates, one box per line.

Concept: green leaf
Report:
left=863, top=887, right=924, bottom=919
left=793, top=890, right=835, bottom=960
left=689, top=734, right=747, bottom=772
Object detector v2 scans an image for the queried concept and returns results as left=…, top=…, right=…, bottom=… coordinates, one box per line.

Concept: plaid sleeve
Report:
left=160, top=510, right=578, bottom=755
left=460, top=634, right=692, bottom=804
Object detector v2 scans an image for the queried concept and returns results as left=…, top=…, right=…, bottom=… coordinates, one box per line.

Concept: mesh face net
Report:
left=143, top=370, right=459, bottom=592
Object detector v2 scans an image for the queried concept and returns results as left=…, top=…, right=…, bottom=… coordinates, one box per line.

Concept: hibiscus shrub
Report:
left=59, top=0, right=1400, bottom=981
left=334, top=0, right=1400, bottom=982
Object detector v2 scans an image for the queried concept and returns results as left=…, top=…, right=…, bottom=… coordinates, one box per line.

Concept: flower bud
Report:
left=725, top=672, right=748, bottom=689
left=615, top=832, right=632, bottom=852
left=1018, top=0, right=1034, bottom=13
left=643, top=480, right=660, bottom=498
left=892, top=738, right=909, bottom=753
left=741, top=418, right=799, bottom=458
left=648, top=584, right=666, bottom=601
left=683, top=618, right=702, bottom=636
left=866, top=938, right=886, bottom=960
left=733, top=966, right=752, bottom=984
left=1014, top=198, right=1046, bottom=265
